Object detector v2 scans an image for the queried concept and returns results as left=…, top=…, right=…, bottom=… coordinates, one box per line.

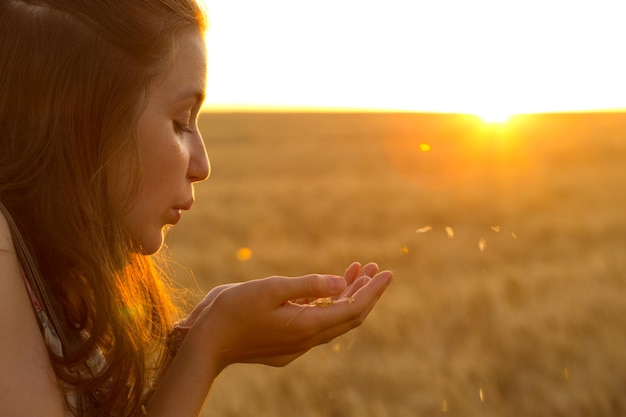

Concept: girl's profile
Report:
left=0, top=1, right=393, bottom=416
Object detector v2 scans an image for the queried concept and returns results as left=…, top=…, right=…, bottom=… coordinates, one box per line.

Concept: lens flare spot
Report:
left=419, top=143, right=431, bottom=152
left=236, top=247, right=253, bottom=261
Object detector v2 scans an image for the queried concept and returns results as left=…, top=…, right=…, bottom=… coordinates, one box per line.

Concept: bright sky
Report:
left=201, top=0, right=626, bottom=118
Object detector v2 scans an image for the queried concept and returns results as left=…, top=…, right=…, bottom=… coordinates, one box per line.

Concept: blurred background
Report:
left=167, top=1, right=626, bottom=416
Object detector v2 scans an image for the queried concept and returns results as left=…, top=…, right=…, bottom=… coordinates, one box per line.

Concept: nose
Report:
left=187, top=130, right=210, bottom=182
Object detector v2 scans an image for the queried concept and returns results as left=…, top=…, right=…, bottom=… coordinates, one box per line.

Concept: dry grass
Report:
left=166, top=112, right=626, bottom=416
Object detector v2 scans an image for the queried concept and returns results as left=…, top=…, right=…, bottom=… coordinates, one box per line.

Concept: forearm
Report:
left=144, top=326, right=222, bottom=417
left=142, top=265, right=393, bottom=415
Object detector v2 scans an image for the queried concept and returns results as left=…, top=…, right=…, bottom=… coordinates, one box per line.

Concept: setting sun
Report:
left=475, top=111, right=514, bottom=124
left=201, top=0, right=626, bottom=114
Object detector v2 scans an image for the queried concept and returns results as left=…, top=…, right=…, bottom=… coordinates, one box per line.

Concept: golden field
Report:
left=166, top=112, right=626, bottom=416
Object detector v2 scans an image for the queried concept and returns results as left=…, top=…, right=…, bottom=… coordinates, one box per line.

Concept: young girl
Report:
left=0, top=1, right=393, bottom=416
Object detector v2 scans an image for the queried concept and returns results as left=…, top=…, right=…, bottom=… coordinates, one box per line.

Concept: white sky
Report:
left=201, top=0, right=626, bottom=116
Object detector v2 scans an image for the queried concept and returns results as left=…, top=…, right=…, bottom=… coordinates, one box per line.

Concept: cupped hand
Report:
left=186, top=262, right=393, bottom=370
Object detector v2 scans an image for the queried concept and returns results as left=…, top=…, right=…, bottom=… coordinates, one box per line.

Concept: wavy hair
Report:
left=0, top=0, right=207, bottom=415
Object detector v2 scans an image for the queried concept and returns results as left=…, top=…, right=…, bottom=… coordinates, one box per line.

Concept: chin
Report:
left=134, top=230, right=166, bottom=255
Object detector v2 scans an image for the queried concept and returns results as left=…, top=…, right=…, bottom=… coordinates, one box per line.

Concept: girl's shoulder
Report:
left=0, top=209, right=67, bottom=415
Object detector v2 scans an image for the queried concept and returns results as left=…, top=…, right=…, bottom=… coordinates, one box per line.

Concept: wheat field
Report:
left=165, top=112, right=626, bottom=417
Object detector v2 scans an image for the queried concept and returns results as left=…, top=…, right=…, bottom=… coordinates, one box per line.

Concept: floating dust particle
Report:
left=445, top=226, right=454, bottom=238
left=564, top=368, right=570, bottom=381
left=419, top=143, right=431, bottom=152
left=478, top=238, right=487, bottom=252
left=236, top=247, right=252, bottom=261
left=332, top=343, right=341, bottom=352
left=479, top=387, right=484, bottom=402
left=490, top=225, right=502, bottom=232
left=401, top=245, right=409, bottom=254
left=416, top=225, right=432, bottom=233
left=442, top=400, right=448, bottom=413
left=511, top=231, right=518, bottom=240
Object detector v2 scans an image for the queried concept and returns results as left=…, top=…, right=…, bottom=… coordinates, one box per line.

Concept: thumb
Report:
left=271, top=274, right=347, bottom=302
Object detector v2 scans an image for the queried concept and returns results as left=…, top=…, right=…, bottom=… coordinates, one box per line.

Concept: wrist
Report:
left=146, top=323, right=223, bottom=416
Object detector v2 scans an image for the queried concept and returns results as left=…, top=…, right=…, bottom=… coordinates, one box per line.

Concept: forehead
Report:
left=149, top=28, right=207, bottom=105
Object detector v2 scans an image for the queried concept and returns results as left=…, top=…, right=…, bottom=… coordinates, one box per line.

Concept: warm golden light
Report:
left=476, top=111, right=513, bottom=124
left=418, top=143, right=431, bottom=152
left=202, top=1, right=626, bottom=114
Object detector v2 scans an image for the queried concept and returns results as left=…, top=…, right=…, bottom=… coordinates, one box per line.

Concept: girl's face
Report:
left=120, top=28, right=210, bottom=254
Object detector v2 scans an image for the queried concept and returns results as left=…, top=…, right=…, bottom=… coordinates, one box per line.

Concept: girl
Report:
left=0, top=1, right=393, bottom=416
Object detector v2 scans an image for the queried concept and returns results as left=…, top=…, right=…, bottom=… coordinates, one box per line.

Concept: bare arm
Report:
left=145, top=263, right=393, bottom=416
left=0, top=214, right=66, bottom=416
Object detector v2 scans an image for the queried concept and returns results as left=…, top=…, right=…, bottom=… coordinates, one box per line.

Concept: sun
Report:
left=475, top=110, right=514, bottom=124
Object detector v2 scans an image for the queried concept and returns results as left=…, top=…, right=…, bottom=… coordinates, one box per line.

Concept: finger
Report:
left=339, top=275, right=370, bottom=299
left=319, top=273, right=392, bottom=340
left=275, top=271, right=392, bottom=357
left=341, top=270, right=392, bottom=313
left=268, top=274, right=347, bottom=305
left=359, top=262, right=380, bottom=278
left=288, top=270, right=392, bottom=333
left=205, top=283, right=238, bottom=304
left=339, top=262, right=378, bottom=299
left=342, top=262, right=362, bottom=286
left=293, top=289, right=389, bottom=348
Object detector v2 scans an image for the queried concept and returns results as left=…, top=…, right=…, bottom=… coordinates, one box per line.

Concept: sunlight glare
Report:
left=476, top=110, right=513, bottom=124
left=201, top=1, right=626, bottom=114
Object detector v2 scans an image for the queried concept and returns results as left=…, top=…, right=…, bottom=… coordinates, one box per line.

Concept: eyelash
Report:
left=173, top=121, right=193, bottom=135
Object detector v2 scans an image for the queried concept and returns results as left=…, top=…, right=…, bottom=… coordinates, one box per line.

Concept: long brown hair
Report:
left=0, top=0, right=207, bottom=415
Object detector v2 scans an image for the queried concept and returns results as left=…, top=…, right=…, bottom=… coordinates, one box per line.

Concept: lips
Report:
left=169, top=199, right=193, bottom=225
left=173, top=198, right=194, bottom=212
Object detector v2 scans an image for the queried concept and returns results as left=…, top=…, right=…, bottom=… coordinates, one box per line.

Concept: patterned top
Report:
left=21, top=268, right=108, bottom=415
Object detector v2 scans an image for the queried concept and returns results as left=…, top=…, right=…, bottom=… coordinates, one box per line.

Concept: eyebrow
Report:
left=174, top=88, right=206, bottom=107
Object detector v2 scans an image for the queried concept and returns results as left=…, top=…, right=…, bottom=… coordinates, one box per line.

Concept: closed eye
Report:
left=173, top=121, right=193, bottom=135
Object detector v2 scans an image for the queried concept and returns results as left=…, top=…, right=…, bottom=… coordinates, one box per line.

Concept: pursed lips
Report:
left=169, top=199, right=194, bottom=225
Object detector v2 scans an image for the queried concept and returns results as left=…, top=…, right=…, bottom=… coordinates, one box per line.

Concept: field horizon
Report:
left=167, top=111, right=626, bottom=416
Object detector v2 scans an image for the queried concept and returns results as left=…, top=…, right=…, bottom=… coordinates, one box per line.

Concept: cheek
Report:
left=139, top=147, right=187, bottom=195
left=138, top=122, right=188, bottom=178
